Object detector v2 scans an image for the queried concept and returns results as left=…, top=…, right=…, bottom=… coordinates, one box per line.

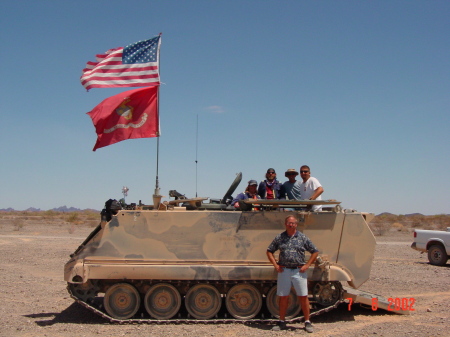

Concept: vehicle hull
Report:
left=65, top=209, right=375, bottom=288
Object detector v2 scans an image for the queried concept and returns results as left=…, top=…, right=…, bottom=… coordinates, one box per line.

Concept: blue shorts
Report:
left=277, top=267, right=308, bottom=296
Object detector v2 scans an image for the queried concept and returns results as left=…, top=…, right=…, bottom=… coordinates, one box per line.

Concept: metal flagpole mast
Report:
left=154, top=101, right=160, bottom=194
left=195, top=114, right=198, bottom=197
left=153, top=33, right=162, bottom=209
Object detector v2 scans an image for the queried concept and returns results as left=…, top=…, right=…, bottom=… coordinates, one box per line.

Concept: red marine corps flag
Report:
left=87, top=86, right=159, bottom=151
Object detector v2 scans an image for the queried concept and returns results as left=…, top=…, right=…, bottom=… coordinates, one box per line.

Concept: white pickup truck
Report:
left=411, top=228, right=450, bottom=266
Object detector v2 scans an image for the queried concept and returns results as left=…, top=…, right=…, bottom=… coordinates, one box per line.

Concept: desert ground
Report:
left=0, top=215, right=448, bottom=337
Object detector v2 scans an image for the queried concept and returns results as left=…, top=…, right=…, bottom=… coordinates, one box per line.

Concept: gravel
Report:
left=0, top=223, right=448, bottom=337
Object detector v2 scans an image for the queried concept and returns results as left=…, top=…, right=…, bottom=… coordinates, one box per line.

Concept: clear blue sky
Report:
left=1, top=1, right=449, bottom=215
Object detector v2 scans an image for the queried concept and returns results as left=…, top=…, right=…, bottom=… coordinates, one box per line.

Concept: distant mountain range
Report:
left=376, top=212, right=426, bottom=217
left=0, top=206, right=100, bottom=212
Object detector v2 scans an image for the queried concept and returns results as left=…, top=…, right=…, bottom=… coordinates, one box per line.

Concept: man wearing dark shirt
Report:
left=257, top=168, right=284, bottom=199
left=231, top=180, right=260, bottom=209
left=266, top=216, right=319, bottom=332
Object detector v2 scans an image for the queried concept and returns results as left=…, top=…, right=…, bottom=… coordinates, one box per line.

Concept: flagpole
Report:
left=152, top=88, right=162, bottom=209
left=152, top=33, right=162, bottom=209
left=195, top=114, right=198, bottom=198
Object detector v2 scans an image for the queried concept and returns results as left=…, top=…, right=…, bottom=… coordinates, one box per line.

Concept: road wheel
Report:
left=185, top=284, right=221, bottom=319
left=428, top=244, right=448, bottom=266
left=266, top=285, right=301, bottom=319
left=104, top=283, right=141, bottom=319
left=225, top=283, right=262, bottom=319
left=311, top=281, right=343, bottom=307
left=144, top=283, right=181, bottom=319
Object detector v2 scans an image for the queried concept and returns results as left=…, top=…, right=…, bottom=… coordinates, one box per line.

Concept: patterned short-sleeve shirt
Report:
left=267, top=230, right=318, bottom=268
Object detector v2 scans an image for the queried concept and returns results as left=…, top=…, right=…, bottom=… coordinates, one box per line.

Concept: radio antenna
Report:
left=195, top=114, right=199, bottom=197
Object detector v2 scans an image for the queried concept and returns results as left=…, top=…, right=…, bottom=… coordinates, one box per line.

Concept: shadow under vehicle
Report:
left=64, top=173, right=408, bottom=322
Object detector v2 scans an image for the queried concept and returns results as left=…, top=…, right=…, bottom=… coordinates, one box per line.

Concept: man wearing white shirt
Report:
left=299, top=165, right=324, bottom=212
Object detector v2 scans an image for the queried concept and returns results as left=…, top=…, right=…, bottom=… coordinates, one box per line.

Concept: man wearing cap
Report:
left=281, top=168, right=302, bottom=200
left=257, top=168, right=284, bottom=199
left=231, top=180, right=260, bottom=208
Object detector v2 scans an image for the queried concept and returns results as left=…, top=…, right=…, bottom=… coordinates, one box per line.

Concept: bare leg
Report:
left=278, top=296, right=289, bottom=320
left=298, top=295, right=310, bottom=321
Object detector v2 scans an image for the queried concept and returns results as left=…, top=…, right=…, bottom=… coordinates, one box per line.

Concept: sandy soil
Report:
left=0, top=221, right=448, bottom=337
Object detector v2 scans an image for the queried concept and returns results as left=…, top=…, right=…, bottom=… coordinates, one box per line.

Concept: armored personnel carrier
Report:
left=64, top=173, right=398, bottom=322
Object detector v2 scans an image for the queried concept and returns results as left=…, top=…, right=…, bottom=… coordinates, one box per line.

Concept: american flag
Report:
left=81, top=36, right=161, bottom=90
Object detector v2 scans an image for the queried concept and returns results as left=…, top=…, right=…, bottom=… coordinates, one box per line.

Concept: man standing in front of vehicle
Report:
left=266, top=216, right=319, bottom=333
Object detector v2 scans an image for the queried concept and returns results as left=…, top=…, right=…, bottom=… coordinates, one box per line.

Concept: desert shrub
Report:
left=372, top=214, right=406, bottom=231
left=409, top=214, right=427, bottom=228
left=370, top=214, right=450, bottom=231
left=43, top=210, right=58, bottom=219
left=84, top=211, right=100, bottom=221
left=383, top=214, right=397, bottom=223
left=13, top=218, right=24, bottom=231
left=421, top=222, right=435, bottom=230
left=26, top=211, right=41, bottom=217
left=369, top=216, right=393, bottom=236
left=66, top=212, right=81, bottom=224
left=370, top=222, right=392, bottom=236
left=429, top=214, right=450, bottom=230
left=391, top=222, right=407, bottom=232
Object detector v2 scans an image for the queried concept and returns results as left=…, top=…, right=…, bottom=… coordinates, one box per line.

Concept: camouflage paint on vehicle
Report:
left=65, top=207, right=375, bottom=289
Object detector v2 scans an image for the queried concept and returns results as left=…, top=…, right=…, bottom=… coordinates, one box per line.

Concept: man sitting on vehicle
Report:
left=281, top=168, right=302, bottom=200
left=258, top=168, right=285, bottom=199
left=232, top=180, right=260, bottom=209
left=299, top=165, right=324, bottom=212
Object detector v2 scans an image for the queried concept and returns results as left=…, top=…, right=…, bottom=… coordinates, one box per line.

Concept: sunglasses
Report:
left=267, top=172, right=275, bottom=174
left=300, top=170, right=309, bottom=173
left=286, top=173, right=297, bottom=175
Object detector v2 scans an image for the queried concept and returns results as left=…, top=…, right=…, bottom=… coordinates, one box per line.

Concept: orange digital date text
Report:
left=346, top=297, right=415, bottom=311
